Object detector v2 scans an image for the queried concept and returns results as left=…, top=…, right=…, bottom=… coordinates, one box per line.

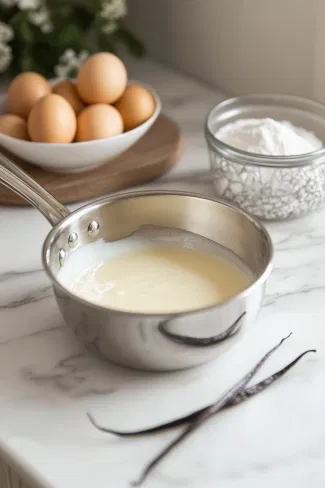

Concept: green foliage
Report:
left=0, top=0, right=144, bottom=78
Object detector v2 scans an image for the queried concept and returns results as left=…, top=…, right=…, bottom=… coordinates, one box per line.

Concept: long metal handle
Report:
left=0, top=148, right=70, bottom=226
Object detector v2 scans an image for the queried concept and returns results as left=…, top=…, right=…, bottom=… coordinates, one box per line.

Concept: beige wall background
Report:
left=127, top=0, right=325, bottom=102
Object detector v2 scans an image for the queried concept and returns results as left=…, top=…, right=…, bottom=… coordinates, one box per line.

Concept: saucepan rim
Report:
left=42, top=190, right=274, bottom=318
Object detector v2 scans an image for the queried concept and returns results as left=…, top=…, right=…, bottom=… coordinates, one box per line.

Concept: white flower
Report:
left=0, top=23, right=13, bottom=73
left=99, top=0, right=127, bottom=34
left=18, top=0, right=41, bottom=9
left=0, top=42, right=12, bottom=73
left=28, top=6, right=53, bottom=33
left=58, top=49, right=88, bottom=65
left=59, top=49, right=75, bottom=63
left=101, top=21, right=118, bottom=35
left=54, top=64, right=69, bottom=79
left=40, top=22, right=52, bottom=34
left=54, top=49, right=89, bottom=79
left=0, top=22, right=13, bottom=43
left=100, top=0, right=127, bottom=20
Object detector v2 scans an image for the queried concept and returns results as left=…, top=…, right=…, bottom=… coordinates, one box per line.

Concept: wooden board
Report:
left=0, top=114, right=183, bottom=206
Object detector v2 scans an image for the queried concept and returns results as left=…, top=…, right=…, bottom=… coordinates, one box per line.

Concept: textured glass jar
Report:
left=205, top=94, right=325, bottom=220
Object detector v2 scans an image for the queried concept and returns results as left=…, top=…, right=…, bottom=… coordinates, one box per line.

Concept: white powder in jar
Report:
left=215, top=118, right=323, bottom=156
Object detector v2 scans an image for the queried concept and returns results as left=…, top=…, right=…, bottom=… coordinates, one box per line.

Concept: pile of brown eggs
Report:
left=0, top=52, right=156, bottom=144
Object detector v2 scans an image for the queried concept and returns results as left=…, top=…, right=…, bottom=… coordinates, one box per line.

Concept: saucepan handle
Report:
left=0, top=147, right=70, bottom=226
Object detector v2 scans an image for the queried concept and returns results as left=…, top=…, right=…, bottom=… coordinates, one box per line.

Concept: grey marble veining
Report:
left=0, top=59, right=325, bottom=488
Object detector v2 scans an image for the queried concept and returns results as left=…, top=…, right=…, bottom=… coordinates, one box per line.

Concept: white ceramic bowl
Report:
left=0, top=81, right=161, bottom=173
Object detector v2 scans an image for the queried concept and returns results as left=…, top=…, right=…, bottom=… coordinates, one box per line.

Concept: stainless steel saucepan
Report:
left=0, top=149, right=273, bottom=371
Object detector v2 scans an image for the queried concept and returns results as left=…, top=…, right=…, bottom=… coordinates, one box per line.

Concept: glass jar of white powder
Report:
left=205, top=94, right=325, bottom=220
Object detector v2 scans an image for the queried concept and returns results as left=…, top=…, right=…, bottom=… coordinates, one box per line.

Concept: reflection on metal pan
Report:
left=158, top=312, right=246, bottom=347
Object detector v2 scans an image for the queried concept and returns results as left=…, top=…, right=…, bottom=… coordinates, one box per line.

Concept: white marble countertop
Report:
left=1, top=59, right=325, bottom=488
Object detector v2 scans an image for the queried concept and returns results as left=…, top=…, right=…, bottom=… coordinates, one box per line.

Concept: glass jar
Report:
left=205, top=94, right=325, bottom=220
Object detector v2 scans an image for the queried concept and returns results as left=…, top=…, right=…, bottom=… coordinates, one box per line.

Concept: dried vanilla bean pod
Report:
left=132, top=335, right=315, bottom=486
left=87, top=348, right=315, bottom=438
left=86, top=333, right=316, bottom=486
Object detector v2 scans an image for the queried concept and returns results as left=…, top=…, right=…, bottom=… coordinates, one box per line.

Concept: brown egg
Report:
left=76, top=104, right=123, bottom=142
left=28, top=94, right=77, bottom=143
left=115, top=85, right=156, bottom=131
left=76, top=52, right=127, bottom=104
left=0, top=114, right=29, bottom=140
left=6, top=72, right=51, bottom=119
left=52, top=80, right=85, bottom=116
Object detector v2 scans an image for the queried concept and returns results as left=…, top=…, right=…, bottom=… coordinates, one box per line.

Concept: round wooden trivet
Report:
left=0, top=114, right=183, bottom=206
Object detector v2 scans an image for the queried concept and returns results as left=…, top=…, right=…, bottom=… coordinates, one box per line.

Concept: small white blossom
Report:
left=0, top=42, right=12, bottom=73
left=0, top=22, right=13, bottom=73
left=28, top=6, right=53, bottom=33
left=0, top=22, right=13, bottom=43
left=18, top=0, right=41, bottom=9
left=99, top=0, right=127, bottom=34
left=54, top=65, right=68, bottom=79
left=101, top=21, right=118, bottom=35
left=100, top=0, right=127, bottom=19
left=40, top=21, right=52, bottom=34
left=59, top=49, right=75, bottom=63
left=54, top=49, right=89, bottom=79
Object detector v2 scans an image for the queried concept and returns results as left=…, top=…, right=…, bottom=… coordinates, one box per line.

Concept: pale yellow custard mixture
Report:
left=58, top=227, right=252, bottom=314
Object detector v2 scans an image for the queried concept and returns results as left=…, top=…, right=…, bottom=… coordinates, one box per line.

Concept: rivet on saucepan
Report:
left=68, top=232, right=78, bottom=248
left=58, top=248, right=66, bottom=267
left=88, top=220, right=100, bottom=237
